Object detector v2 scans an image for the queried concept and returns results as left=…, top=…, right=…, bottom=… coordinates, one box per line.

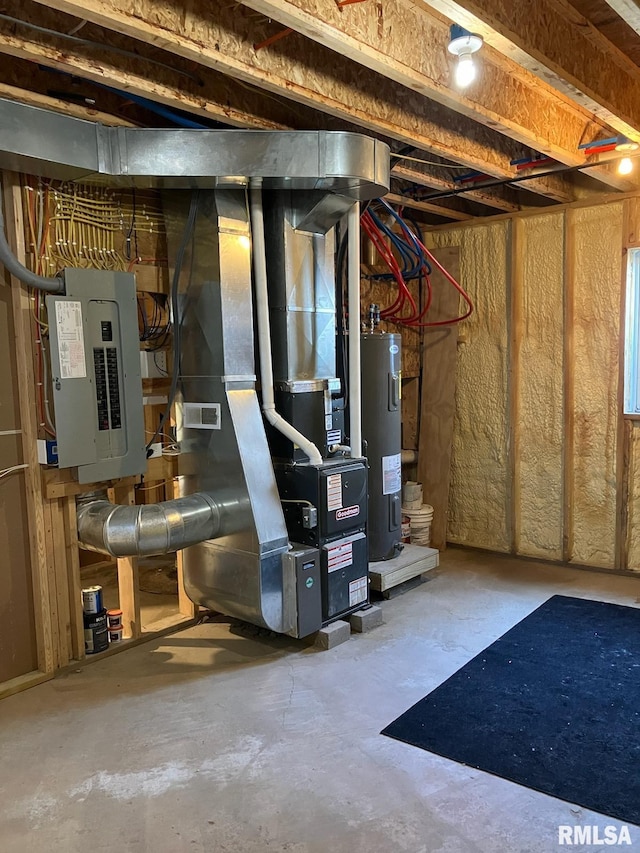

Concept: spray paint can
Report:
left=84, top=608, right=108, bottom=654
left=82, top=585, right=103, bottom=615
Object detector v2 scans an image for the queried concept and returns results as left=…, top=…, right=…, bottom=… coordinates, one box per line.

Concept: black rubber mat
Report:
left=382, top=595, right=640, bottom=825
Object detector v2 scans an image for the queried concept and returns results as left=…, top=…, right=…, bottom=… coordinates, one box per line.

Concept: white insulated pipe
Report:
left=249, top=186, right=323, bottom=467
left=348, top=202, right=363, bottom=458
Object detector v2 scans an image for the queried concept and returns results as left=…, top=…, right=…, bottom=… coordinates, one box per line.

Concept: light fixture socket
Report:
left=615, top=136, right=640, bottom=153
left=447, top=24, right=483, bottom=58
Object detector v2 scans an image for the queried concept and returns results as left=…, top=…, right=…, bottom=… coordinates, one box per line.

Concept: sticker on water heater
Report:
left=55, top=300, right=86, bottom=379
left=327, top=541, right=353, bottom=573
left=349, top=576, right=368, bottom=607
left=382, top=452, right=402, bottom=496
left=326, top=473, right=343, bottom=511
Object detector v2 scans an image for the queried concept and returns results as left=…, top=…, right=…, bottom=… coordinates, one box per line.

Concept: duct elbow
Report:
left=76, top=491, right=222, bottom=557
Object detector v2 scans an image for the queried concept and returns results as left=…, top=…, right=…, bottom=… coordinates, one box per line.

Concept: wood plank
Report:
left=133, top=264, right=169, bottom=295
left=31, top=0, right=572, bottom=201
left=3, top=174, right=55, bottom=675
left=50, top=498, right=72, bottom=666
left=0, top=670, right=52, bottom=701
left=417, top=0, right=640, bottom=154
left=563, top=209, right=576, bottom=563
left=172, top=479, right=197, bottom=619
left=41, top=500, right=61, bottom=669
left=113, top=485, right=141, bottom=639
left=63, top=497, right=85, bottom=660
left=416, top=247, right=461, bottom=551
left=391, top=163, right=521, bottom=213
left=508, top=218, right=523, bottom=554
left=386, top=193, right=472, bottom=221
left=401, top=376, right=421, bottom=452
left=240, top=0, right=620, bottom=191
left=43, top=455, right=176, bottom=498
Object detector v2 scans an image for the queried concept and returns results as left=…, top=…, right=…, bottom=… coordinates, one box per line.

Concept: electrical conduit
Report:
left=249, top=185, right=323, bottom=467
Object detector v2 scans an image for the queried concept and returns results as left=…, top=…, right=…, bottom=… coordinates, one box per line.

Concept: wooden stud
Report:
left=2, top=174, right=55, bottom=675
left=508, top=218, right=524, bottom=554
left=173, top=479, right=198, bottom=620
left=416, top=247, right=461, bottom=551
left=50, top=498, right=72, bottom=666
left=112, top=485, right=141, bottom=639
left=562, top=209, right=575, bottom=563
left=63, top=496, right=85, bottom=660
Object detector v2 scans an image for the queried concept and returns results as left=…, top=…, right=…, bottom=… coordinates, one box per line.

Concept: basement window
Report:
left=625, top=247, right=640, bottom=414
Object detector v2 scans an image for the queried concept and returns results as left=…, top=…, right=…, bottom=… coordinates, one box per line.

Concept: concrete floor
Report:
left=2, top=548, right=640, bottom=853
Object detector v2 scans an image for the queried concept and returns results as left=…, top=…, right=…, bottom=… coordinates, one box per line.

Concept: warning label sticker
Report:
left=327, top=540, right=353, bottom=573
left=55, top=301, right=86, bottom=379
left=382, top=452, right=402, bottom=496
left=349, top=576, right=368, bottom=607
left=326, top=473, right=343, bottom=511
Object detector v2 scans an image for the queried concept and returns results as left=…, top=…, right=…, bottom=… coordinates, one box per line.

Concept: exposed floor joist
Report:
left=29, top=0, right=573, bottom=203
left=417, top=0, right=640, bottom=147
left=603, top=0, right=640, bottom=34
left=391, top=164, right=520, bottom=212
left=239, top=0, right=628, bottom=191
left=386, top=192, right=473, bottom=220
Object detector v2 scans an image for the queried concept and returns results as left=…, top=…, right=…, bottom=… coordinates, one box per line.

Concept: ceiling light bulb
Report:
left=619, top=156, right=634, bottom=175
left=455, top=53, right=476, bottom=87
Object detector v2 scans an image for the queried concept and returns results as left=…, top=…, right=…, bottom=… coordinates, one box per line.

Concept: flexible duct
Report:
left=0, top=196, right=64, bottom=292
left=249, top=185, right=323, bottom=467
left=76, top=490, right=228, bottom=557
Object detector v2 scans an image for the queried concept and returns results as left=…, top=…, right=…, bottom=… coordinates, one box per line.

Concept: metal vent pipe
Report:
left=76, top=490, right=238, bottom=558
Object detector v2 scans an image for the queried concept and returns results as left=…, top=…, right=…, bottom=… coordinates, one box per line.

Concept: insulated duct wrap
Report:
left=76, top=491, right=226, bottom=558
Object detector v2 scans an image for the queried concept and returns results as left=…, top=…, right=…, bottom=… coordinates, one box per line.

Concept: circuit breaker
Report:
left=46, top=268, right=146, bottom=483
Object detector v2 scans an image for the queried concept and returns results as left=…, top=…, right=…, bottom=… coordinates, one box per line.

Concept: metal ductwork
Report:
left=0, top=97, right=391, bottom=635
left=76, top=491, right=240, bottom=558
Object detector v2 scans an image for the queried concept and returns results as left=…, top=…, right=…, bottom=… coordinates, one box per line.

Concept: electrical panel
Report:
left=46, top=268, right=146, bottom=483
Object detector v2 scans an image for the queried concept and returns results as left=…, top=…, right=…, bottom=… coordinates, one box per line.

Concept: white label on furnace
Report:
left=382, top=452, right=402, bottom=496
left=327, top=540, right=353, bottom=573
left=326, top=473, right=343, bottom=511
left=349, top=576, right=368, bottom=606
left=55, top=300, right=86, bottom=379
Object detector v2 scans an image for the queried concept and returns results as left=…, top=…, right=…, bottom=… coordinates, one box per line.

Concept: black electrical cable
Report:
left=145, top=191, right=199, bottom=453
left=334, top=224, right=349, bottom=412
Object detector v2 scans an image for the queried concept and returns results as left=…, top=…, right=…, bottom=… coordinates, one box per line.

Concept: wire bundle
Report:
left=362, top=198, right=473, bottom=327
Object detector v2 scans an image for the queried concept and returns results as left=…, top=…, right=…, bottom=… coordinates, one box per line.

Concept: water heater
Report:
left=361, top=332, right=403, bottom=561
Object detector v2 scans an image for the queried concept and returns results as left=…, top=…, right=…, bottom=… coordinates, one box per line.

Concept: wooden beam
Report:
left=386, top=192, right=473, bottom=220
left=239, top=0, right=623, bottom=191
left=416, top=0, right=640, bottom=188
left=603, top=0, right=640, bottom=35
left=27, top=0, right=573, bottom=202
left=391, top=163, right=521, bottom=212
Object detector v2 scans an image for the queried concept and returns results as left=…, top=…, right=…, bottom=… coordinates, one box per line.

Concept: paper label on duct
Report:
left=382, top=452, right=402, bottom=496
left=326, top=473, right=343, bottom=511
left=349, top=576, right=368, bottom=606
left=327, top=540, right=353, bottom=573
left=55, top=300, right=86, bottom=379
